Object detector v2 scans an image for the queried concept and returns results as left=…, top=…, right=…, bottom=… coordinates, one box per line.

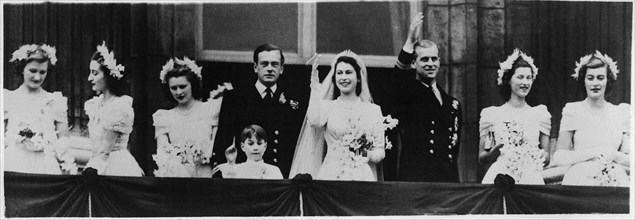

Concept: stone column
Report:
left=476, top=0, right=505, bottom=180
left=425, top=0, right=480, bottom=183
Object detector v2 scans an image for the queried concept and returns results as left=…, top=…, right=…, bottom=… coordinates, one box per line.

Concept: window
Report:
left=202, top=3, right=298, bottom=53
left=197, top=2, right=416, bottom=67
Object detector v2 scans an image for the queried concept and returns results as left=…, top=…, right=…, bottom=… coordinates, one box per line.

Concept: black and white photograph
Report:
left=1, top=0, right=633, bottom=218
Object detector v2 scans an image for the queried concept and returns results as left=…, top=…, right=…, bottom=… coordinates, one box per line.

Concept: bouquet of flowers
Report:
left=16, top=122, right=79, bottom=175
left=152, top=148, right=179, bottom=177
left=494, top=121, right=545, bottom=183
left=16, top=122, right=54, bottom=152
left=58, top=152, right=79, bottom=175
left=336, top=115, right=399, bottom=173
left=592, top=154, right=622, bottom=186
left=153, top=139, right=212, bottom=177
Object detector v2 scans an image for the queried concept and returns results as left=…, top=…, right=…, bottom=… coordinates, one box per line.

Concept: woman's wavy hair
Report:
left=91, top=51, right=126, bottom=96
left=576, top=56, right=616, bottom=96
left=162, top=64, right=204, bottom=105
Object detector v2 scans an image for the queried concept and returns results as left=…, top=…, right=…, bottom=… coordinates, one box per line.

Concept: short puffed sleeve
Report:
left=617, top=103, right=631, bottom=134
left=47, top=92, right=68, bottom=124
left=479, top=106, right=496, bottom=137
left=203, top=96, right=223, bottom=126
left=84, top=96, right=100, bottom=118
left=102, top=96, right=134, bottom=134
left=152, top=109, right=172, bottom=138
left=533, top=105, right=551, bottom=136
left=559, top=102, right=580, bottom=132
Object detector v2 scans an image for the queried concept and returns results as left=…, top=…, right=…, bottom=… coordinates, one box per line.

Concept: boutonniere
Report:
left=289, top=100, right=299, bottom=110
left=279, top=92, right=300, bottom=110
left=452, top=100, right=459, bottom=110
left=278, top=92, right=287, bottom=104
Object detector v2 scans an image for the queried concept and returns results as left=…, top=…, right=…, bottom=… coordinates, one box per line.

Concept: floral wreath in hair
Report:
left=496, top=48, right=538, bottom=85
left=571, top=50, right=619, bottom=80
left=10, top=44, right=58, bottom=65
left=95, top=41, right=125, bottom=80
left=159, top=57, right=202, bottom=84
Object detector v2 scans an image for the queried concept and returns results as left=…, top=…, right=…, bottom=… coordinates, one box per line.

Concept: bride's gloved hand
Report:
left=307, top=53, right=321, bottom=91
left=365, top=148, right=386, bottom=164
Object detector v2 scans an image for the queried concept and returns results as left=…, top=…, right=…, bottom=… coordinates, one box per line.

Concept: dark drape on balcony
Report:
left=4, top=172, right=629, bottom=217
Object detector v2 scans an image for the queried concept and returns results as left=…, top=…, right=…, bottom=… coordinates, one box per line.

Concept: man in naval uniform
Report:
left=385, top=13, right=462, bottom=182
left=213, top=44, right=306, bottom=179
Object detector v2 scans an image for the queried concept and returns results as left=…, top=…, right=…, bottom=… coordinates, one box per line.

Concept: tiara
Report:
left=96, top=41, right=125, bottom=79
left=334, top=50, right=363, bottom=66
left=572, top=50, right=619, bottom=80
left=341, top=49, right=357, bottom=57
left=9, top=44, right=58, bottom=65
left=159, top=57, right=202, bottom=84
left=497, top=48, right=538, bottom=85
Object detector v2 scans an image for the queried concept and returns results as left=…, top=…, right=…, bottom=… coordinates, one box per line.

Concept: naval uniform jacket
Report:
left=213, top=83, right=306, bottom=179
left=388, top=49, right=462, bottom=182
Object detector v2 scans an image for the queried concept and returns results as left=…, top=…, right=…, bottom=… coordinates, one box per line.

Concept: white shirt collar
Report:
left=421, top=81, right=437, bottom=90
left=422, top=81, right=443, bottom=104
left=255, top=81, right=277, bottom=98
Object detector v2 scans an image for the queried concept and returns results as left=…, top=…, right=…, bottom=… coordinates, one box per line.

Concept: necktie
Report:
left=264, top=87, right=273, bottom=104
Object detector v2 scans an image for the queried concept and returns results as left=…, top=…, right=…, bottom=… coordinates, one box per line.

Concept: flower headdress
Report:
left=572, top=50, right=619, bottom=80
left=497, top=48, right=538, bottom=85
left=159, top=57, right=202, bottom=84
left=10, top=44, right=58, bottom=65
left=95, top=41, right=125, bottom=79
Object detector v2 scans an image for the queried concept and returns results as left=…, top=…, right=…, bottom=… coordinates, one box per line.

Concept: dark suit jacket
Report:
left=213, top=83, right=306, bottom=179
left=385, top=50, right=463, bottom=182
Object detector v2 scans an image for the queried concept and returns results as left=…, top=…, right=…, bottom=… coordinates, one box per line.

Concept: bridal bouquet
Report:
left=593, top=154, right=622, bottom=186
left=494, top=121, right=545, bottom=182
left=153, top=139, right=212, bottom=177
left=338, top=115, right=399, bottom=166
